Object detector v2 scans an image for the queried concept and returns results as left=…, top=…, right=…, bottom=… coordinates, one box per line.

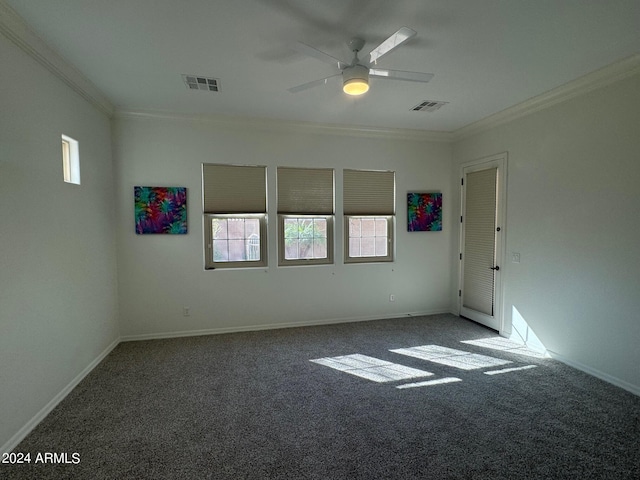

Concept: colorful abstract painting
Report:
left=134, top=186, right=187, bottom=234
left=407, top=192, right=442, bottom=232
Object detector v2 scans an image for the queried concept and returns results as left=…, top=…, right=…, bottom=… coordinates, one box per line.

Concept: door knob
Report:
left=490, top=266, right=500, bottom=271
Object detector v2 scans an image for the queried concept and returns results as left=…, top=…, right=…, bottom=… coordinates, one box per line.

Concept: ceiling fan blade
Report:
left=293, top=42, right=347, bottom=69
left=369, top=69, right=434, bottom=83
left=288, top=74, right=341, bottom=93
left=368, top=27, right=416, bottom=64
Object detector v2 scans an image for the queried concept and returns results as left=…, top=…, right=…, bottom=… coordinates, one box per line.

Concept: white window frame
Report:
left=278, top=214, right=334, bottom=266
left=202, top=164, right=267, bottom=270
left=61, top=134, right=80, bottom=184
left=277, top=166, right=335, bottom=267
left=343, top=169, right=395, bottom=264
left=344, top=215, right=394, bottom=264
left=204, top=214, right=267, bottom=269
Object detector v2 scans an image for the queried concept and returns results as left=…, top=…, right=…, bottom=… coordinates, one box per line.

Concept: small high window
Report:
left=61, top=134, right=80, bottom=184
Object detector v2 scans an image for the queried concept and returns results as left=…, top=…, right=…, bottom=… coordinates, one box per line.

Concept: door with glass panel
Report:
left=459, top=154, right=506, bottom=332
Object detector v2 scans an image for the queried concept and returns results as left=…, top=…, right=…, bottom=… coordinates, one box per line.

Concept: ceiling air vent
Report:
left=182, top=74, right=220, bottom=92
left=411, top=100, right=448, bottom=112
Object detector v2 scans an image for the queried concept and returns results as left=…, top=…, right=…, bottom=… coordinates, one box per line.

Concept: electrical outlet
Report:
left=389, top=294, right=395, bottom=302
left=183, top=307, right=191, bottom=317
left=512, top=252, right=521, bottom=263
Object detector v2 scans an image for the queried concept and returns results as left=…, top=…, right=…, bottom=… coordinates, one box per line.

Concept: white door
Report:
left=459, top=154, right=507, bottom=332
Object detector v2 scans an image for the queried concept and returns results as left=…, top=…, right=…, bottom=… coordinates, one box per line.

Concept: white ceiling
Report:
left=6, top=0, right=640, bottom=132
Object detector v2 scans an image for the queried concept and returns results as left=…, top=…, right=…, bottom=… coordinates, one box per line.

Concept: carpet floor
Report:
left=3, top=314, right=639, bottom=479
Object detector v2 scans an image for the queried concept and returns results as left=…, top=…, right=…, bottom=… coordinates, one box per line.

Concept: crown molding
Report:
left=0, top=0, right=114, bottom=116
left=0, top=0, right=446, bottom=143
left=115, top=109, right=455, bottom=143
left=453, top=53, right=640, bottom=141
left=4, top=0, right=635, bottom=142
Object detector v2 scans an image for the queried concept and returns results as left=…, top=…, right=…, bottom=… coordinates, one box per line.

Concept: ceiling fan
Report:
left=288, top=27, right=433, bottom=96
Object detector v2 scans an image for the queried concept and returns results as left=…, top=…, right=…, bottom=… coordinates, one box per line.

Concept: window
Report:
left=277, top=167, right=334, bottom=266
left=208, top=216, right=264, bottom=262
left=61, top=134, right=80, bottom=184
left=202, top=164, right=267, bottom=269
left=280, top=216, right=331, bottom=263
left=347, top=216, right=392, bottom=258
left=343, top=169, right=395, bottom=263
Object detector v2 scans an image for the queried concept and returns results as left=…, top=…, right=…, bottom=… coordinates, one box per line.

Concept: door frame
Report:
left=458, top=152, right=508, bottom=334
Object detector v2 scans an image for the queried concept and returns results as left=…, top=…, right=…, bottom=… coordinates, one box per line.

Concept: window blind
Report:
left=202, top=164, right=266, bottom=213
left=343, top=169, right=395, bottom=215
left=277, top=167, right=334, bottom=214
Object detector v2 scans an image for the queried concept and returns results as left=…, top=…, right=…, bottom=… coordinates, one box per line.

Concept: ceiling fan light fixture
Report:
left=343, top=79, right=369, bottom=95
left=342, top=65, right=369, bottom=96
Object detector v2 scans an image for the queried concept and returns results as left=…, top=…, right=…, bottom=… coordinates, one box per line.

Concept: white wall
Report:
left=452, top=73, right=640, bottom=392
left=113, top=115, right=453, bottom=338
left=0, top=34, right=120, bottom=450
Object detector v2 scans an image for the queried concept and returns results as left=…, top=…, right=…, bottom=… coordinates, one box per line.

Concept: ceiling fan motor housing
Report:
left=343, top=64, right=370, bottom=95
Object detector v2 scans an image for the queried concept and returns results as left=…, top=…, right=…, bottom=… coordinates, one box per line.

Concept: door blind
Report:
left=462, top=167, right=497, bottom=316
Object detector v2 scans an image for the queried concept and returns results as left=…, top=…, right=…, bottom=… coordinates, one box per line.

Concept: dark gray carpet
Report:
left=3, top=314, right=639, bottom=479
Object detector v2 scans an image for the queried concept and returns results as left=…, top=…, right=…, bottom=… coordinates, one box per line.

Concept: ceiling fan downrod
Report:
left=342, top=38, right=369, bottom=95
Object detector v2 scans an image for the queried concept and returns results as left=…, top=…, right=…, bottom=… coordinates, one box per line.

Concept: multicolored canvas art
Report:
left=134, top=186, right=187, bottom=234
left=407, top=192, right=442, bottom=232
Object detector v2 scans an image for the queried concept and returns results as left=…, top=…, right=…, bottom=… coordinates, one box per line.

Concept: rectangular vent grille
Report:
left=182, top=74, right=220, bottom=92
left=412, top=100, right=448, bottom=112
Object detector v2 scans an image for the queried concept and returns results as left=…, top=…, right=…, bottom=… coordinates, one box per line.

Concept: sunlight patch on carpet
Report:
left=396, top=377, right=462, bottom=389
left=461, top=337, right=547, bottom=358
left=310, top=354, right=433, bottom=383
left=390, top=345, right=512, bottom=370
left=484, top=365, right=537, bottom=375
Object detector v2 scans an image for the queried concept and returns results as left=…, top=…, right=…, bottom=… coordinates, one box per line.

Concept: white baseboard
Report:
left=0, top=337, right=121, bottom=455
left=4, top=319, right=637, bottom=456
left=547, top=350, right=640, bottom=397
left=2, top=311, right=450, bottom=453
left=120, top=309, right=451, bottom=342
